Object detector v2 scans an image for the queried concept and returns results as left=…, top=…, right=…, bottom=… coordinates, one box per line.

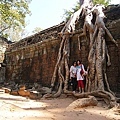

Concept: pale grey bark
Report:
left=51, top=1, right=118, bottom=108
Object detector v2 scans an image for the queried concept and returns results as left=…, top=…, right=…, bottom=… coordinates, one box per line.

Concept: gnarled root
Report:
left=72, top=90, right=117, bottom=108
left=51, top=37, right=65, bottom=88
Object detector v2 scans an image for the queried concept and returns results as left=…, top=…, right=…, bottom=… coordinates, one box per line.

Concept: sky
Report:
left=25, top=0, right=120, bottom=35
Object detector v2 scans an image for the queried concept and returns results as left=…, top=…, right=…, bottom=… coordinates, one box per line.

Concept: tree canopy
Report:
left=0, top=0, right=31, bottom=39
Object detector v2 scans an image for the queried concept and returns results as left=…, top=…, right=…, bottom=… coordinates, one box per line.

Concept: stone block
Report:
left=18, top=90, right=30, bottom=97
left=10, top=90, right=19, bottom=96
left=19, top=85, right=26, bottom=91
left=4, top=88, right=11, bottom=93
left=29, top=91, right=42, bottom=99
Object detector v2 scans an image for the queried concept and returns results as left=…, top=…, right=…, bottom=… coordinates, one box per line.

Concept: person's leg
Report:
left=78, top=80, right=81, bottom=93
left=72, top=78, right=77, bottom=92
left=74, top=78, right=78, bottom=92
left=71, top=77, right=74, bottom=91
left=73, top=80, right=75, bottom=92
left=80, top=80, right=85, bottom=93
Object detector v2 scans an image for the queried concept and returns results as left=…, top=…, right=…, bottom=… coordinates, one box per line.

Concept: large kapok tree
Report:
left=46, top=0, right=119, bottom=108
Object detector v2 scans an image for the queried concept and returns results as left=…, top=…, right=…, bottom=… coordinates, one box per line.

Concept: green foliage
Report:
left=63, top=2, right=80, bottom=21
left=0, top=0, right=31, bottom=38
left=63, top=0, right=111, bottom=21
left=93, top=0, right=111, bottom=6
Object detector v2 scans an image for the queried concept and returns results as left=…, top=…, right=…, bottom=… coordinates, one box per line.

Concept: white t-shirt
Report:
left=70, top=65, right=77, bottom=78
left=76, top=64, right=86, bottom=81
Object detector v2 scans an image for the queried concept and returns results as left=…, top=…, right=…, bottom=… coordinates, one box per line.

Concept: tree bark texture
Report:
left=50, top=0, right=118, bottom=107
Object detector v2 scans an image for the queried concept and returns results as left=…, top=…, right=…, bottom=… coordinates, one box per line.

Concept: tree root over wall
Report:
left=47, top=0, right=120, bottom=109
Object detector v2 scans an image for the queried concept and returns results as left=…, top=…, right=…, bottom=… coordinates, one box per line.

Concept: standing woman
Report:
left=76, top=60, right=87, bottom=93
left=70, top=61, right=77, bottom=93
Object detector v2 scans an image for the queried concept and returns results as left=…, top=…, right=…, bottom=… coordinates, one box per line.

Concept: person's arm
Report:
left=82, top=64, right=85, bottom=71
left=70, top=66, right=73, bottom=79
left=82, top=64, right=87, bottom=75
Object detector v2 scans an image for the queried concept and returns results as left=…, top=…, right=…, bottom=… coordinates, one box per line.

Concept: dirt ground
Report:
left=0, top=90, right=120, bottom=120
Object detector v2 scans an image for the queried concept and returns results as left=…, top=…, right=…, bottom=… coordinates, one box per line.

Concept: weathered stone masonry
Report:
left=5, top=23, right=64, bottom=86
left=5, top=5, right=120, bottom=93
left=0, top=37, right=10, bottom=83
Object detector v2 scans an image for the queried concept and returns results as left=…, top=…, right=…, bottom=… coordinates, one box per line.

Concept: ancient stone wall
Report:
left=0, top=36, right=9, bottom=64
left=5, top=23, right=65, bottom=86
left=0, top=37, right=9, bottom=83
left=5, top=5, right=120, bottom=93
left=5, top=39, right=60, bottom=85
left=105, top=5, right=120, bottom=92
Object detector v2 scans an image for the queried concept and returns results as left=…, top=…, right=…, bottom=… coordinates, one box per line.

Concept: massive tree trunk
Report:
left=50, top=0, right=119, bottom=108
left=85, top=4, right=118, bottom=93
